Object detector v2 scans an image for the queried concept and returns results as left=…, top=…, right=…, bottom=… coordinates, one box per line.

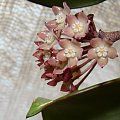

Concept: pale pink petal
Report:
left=39, top=43, right=50, bottom=50
left=33, top=51, right=42, bottom=59
left=52, top=6, right=62, bottom=15
left=66, top=15, right=77, bottom=25
left=68, top=57, right=78, bottom=68
left=56, top=50, right=67, bottom=61
left=52, top=42, right=63, bottom=50
left=55, top=22, right=65, bottom=30
left=97, top=57, right=108, bottom=68
left=90, top=38, right=103, bottom=47
left=87, top=49, right=97, bottom=59
left=46, top=73, right=54, bottom=78
left=45, top=20, right=57, bottom=30
left=40, top=63, right=45, bottom=69
left=53, top=29, right=61, bottom=38
left=59, top=39, right=71, bottom=48
left=71, top=42, right=83, bottom=58
left=83, top=22, right=89, bottom=33
left=75, top=32, right=86, bottom=39
left=72, top=39, right=81, bottom=45
left=103, top=38, right=113, bottom=46
left=48, top=57, right=56, bottom=66
left=53, top=67, right=66, bottom=74
left=76, top=11, right=88, bottom=22
left=76, top=47, right=83, bottom=59
left=51, top=41, right=60, bottom=50
left=62, top=27, right=74, bottom=37
left=63, top=2, right=70, bottom=15
left=37, top=31, right=47, bottom=40
left=108, top=47, right=118, bottom=59
left=34, top=41, right=44, bottom=46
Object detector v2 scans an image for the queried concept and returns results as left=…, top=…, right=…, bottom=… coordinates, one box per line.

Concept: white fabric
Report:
left=0, top=0, right=120, bottom=120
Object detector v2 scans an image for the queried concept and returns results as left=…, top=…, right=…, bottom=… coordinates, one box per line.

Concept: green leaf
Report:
left=27, top=0, right=106, bottom=9
left=26, top=97, right=51, bottom=118
left=40, top=77, right=120, bottom=120
left=26, top=78, right=120, bottom=119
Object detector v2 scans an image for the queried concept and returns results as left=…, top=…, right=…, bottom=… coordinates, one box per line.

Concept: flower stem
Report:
left=75, top=60, right=97, bottom=88
left=78, top=59, right=91, bottom=68
left=71, top=59, right=91, bottom=72
left=82, top=45, right=92, bottom=55
left=71, top=60, right=96, bottom=81
left=78, top=55, right=87, bottom=60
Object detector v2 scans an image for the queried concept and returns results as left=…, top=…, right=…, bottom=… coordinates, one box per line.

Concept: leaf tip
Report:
left=26, top=97, right=52, bottom=118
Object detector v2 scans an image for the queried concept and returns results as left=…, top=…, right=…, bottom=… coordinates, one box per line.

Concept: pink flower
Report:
left=46, top=2, right=70, bottom=30
left=37, top=31, right=57, bottom=50
left=48, top=57, right=68, bottom=74
left=41, top=60, right=57, bottom=80
left=56, top=39, right=83, bottom=68
left=87, top=38, right=118, bottom=67
left=33, top=49, right=52, bottom=67
left=33, top=50, right=44, bottom=62
left=33, top=41, right=56, bottom=67
left=62, top=11, right=90, bottom=39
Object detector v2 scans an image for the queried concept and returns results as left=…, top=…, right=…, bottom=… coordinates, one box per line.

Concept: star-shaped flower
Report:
left=46, top=2, right=70, bottom=30
left=56, top=39, right=83, bottom=68
left=87, top=38, right=118, bottom=67
left=62, top=11, right=90, bottom=39
left=37, top=31, right=57, bottom=50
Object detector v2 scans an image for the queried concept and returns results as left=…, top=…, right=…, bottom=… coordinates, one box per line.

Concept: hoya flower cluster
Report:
left=33, top=2, right=118, bottom=92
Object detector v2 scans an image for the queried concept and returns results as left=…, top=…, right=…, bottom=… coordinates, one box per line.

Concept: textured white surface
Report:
left=0, top=0, right=120, bottom=120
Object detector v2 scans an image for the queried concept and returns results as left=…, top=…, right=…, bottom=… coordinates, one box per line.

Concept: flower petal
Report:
left=39, top=43, right=50, bottom=50
left=75, top=32, right=86, bottom=39
left=53, top=42, right=63, bottom=50
left=63, top=2, right=70, bottom=15
left=34, top=41, right=44, bottom=46
left=46, top=73, right=54, bottom=78
left=53, top=68, right=65, bottom=74
left=48, top=57, right=56, bottom=66
left=52, top=6, right=62, bottom=15
left=61, top=82, right=70, bottom=92
left=63, top=68, right=72, bottom=82
left=108, top=47, right=118, bottom=59
left=47, top=80, right=57, bottom=86
left=97, top=57, right=108, bottom=68
left=55, top=22, right=65, bottom=30
left=68, top=57, right=78, bottom=68
left=62, top=27, right=74, bottom=37
left=87, top=48, right=97, bottom=59
left=56, top=50, right=67, bottom=61
left=37, top=31, right=47, bottom=40
left=71, top=43, right=83, bottom=59
left=90, top=38, right=103, bottom=47
left=33, top=51, right=42, bottom=59
left=59, top=39, right=71, bottom=48
left=76, top=11, right=88, bottom=23
left=66, top=15, right=77, bottom=25
left=70, top=84, right=78, bottom=92
left=45, top=20, right=57, bottom=30
left=76, top=47, right=83, bottom=59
